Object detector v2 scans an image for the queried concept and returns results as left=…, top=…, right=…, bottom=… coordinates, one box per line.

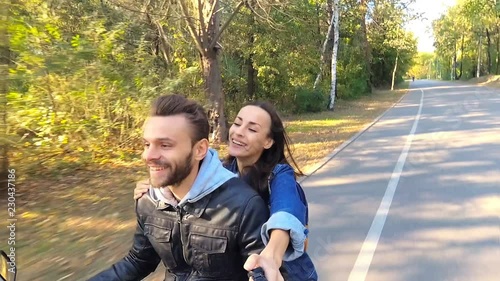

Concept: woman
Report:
left=134, top=101, right=318, bottom=281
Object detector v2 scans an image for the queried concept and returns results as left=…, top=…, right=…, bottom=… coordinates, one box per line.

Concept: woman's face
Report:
left=228, top=105, right=274, bottom=164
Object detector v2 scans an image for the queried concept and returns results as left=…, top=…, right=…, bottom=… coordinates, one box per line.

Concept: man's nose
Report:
left=142, top=145, right=160, bottom=161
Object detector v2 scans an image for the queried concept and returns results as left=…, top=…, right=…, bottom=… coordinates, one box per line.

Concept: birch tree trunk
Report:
left=496, top=25, right=499, bottom=74
left=452, top=42, right=457, bottom=80
left=313, top=10, right=336, bottom=90
left=391, top=53, right=398, bottom=91
left=477, top=33, right=482, bottom=78
left=359, top=0, right=372, bottom=92
left=328, top=0, right=340, bottom=110
left=458, top=34, right=464, bottom=79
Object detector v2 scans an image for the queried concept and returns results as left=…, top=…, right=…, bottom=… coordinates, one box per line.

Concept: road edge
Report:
left=299, top=88, right=411, bottom=184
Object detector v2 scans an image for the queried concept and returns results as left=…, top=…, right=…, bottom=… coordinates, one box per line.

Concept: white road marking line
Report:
left=348, top=89, right=425, bottom=281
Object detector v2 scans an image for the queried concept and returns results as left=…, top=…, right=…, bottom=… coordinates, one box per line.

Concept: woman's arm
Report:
left=260, top=229, right=290, bottom=267
left=261, top=164, right=308, bottom=262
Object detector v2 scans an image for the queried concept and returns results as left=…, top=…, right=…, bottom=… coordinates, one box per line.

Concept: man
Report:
left=90, top=94, right=277, bottom=281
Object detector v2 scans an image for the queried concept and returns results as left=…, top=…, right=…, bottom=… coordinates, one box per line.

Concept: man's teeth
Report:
left=150, top=166, right=165, bottom=171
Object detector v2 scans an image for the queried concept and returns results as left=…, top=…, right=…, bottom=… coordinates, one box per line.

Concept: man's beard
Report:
left=148, top=150, right=194, bottom=188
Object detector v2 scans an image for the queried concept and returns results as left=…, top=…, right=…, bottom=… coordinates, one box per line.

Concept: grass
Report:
left=286, top=86, right=408, bottom=172
left=3, top=85, right=409, bottom=281
left=467, top=74, right=500, bottom=88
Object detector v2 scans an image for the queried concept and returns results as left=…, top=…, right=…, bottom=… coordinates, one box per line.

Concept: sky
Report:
left=406, top=0, right=458, bottom=53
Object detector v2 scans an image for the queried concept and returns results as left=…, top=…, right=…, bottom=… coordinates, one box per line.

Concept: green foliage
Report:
left=409, top=52, right=434, bottom=79
left=433, top=0, right=500, bottom=79
left=8, top=0, right=420, bottom=175
left=293, top=87, right=328, bottom=114
left=368, top=0, right=418, bottom=87
left=8, top=0, right=203, bottom=175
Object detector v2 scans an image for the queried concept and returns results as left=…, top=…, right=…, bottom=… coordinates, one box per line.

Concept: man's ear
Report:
left=263, top=138, right=274, bottom=150
left=194, top=138, right=209, bottom=161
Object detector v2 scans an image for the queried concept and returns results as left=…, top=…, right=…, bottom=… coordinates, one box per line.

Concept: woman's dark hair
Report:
left=224, top=101, right=303, bottom=202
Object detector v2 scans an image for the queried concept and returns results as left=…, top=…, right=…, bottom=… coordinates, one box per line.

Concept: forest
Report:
left=411, top=0, right=499, bottom=80
left=1, top=0, right=418, bottom=183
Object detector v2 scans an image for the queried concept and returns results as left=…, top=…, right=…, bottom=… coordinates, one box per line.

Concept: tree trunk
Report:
left=179, top=0, right=246, bottom=142
left=246, top=9, right=256, bottom=100
left=325, top=0, right=334, bottom=73
left=391, top=53, right=398, bottom=91
left=316, top=3, right=322, bottom=49
left=496, top=26, right=499, bottom=74
left=450, top=57, right=455, bottom=80
left=202, top=51, right=227, bottom=142
left=245, top=56, right=255, bottom=100
left=452, top=43, right=457, bottom=80
left=328, top=0, right=340, bottom=110
left=313, top=8, right=336, bottom=90
left=486, top=28, right=492, bottom=74
left=359, top=0, right=373, bottom=92
left=0, top=0, right=10, bottom=189
left=458, top=34, right=464, bottom=79
left=477, top=33, right=482, bottom=78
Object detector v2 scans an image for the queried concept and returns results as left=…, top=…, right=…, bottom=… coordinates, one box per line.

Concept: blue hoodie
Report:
left=149, top=148, right=236, bottom=206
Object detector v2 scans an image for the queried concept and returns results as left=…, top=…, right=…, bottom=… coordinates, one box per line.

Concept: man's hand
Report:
left=134, top=180, right=150, bottom=200
left=244, top=254, right=284, bottom=281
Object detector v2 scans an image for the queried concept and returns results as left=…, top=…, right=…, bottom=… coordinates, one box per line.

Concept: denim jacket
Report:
left=225, top=161, right=318, bottom=281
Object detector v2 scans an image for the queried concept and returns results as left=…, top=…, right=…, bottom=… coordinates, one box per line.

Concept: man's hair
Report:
left=150, top=94, right=209, bottom=143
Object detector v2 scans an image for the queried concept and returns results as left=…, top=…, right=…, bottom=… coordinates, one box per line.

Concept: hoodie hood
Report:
left=178, top=148, right=236, bottom=207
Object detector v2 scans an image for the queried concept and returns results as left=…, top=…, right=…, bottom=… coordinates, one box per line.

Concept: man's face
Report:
left=142, top=115, right=195, bottom=188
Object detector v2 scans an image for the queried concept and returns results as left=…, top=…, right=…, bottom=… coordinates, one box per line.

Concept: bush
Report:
left=293, top=87, right=328, bottom=114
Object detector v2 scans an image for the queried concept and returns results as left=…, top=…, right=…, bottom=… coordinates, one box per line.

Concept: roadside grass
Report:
left=6, top=83, right=409, bottom=281
left=287, top=84, right=408, bottom=172
left=467, top=74, right=500, bottom=88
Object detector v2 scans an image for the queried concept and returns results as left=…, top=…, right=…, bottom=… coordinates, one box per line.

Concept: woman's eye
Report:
left=233, top=122, right=241, bottom=126
left=249, top=128, right=257, bottom=132
left=144, top=143, right=150, bottom=148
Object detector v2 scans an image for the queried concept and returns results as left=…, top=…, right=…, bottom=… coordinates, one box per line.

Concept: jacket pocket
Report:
left=144, top=216, right=178, bottom=269
left=189, top=233, right=229, bottom=274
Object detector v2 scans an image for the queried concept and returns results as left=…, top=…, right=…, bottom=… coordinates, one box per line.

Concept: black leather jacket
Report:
left=89, top=178, right=269, bottom=281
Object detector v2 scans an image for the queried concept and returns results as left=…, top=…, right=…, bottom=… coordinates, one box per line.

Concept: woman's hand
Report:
left=244, top=254, right=284, bottom=281
left=134, top=179, right=150, bottom=200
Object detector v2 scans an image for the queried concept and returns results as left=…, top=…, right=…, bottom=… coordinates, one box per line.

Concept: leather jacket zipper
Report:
left=177, top=207, right=190, bottom=266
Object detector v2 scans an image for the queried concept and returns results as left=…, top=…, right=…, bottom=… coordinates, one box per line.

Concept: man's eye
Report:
left=144, top=143, right=150, bottom=148
left=161, top=144, right=172, bottom=148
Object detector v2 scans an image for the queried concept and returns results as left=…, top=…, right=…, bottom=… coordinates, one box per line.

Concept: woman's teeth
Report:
left=232, top=139, right=244, bottom=146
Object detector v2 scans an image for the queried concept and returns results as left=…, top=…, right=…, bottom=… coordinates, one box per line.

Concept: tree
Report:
left=6, top=0, right=423, bottom=176
left=313, top=1, right=336, bottom=90
left=313, top=0, right=338, bottom=89
left=433, top=0, right=500, bottom=79
left=329, top=0, right=340, bottom=109
left=358, top=0, right=373, bottom=92
left=178, top=1, right=246, bottom=142
left=0, top=0, right=10, bottom=188
left=368, top=0, right=417, bottom=88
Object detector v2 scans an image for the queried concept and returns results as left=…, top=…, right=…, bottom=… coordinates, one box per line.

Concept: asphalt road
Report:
left=305, top=80, right=500, bottom=281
